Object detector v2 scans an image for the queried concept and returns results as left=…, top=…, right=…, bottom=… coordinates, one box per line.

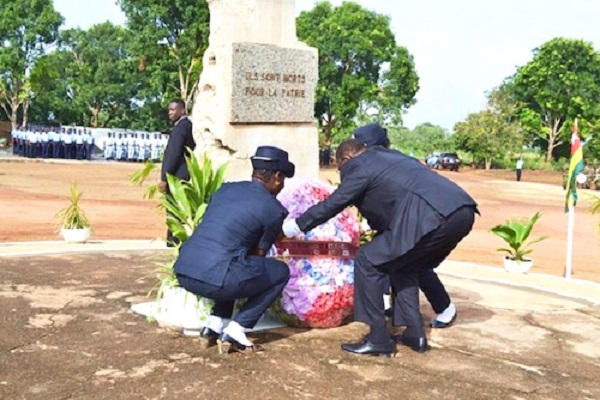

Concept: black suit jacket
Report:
left=161, top=117, right=195, bottom=182
left=297, top=147, right=477, bottom=266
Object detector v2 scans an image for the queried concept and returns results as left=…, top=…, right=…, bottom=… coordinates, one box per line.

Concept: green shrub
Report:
left=55, top=183, right=91, bottom=229
left=490, top=212, right=547, bottom=262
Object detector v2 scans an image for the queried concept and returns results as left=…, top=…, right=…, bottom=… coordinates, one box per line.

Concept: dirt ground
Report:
left=1, top=252, right=598, bottom=400
left=1, top=158, right=599, bottom=282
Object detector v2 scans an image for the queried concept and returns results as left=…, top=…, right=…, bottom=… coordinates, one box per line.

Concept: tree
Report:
left=388, top=123, right=451, bottom=156
left=297, top=1, right=419, bottom=142
left=118, top=0, right=210, bottom=111
left=509, top=38, right=600, bottom=161
left=0, top=0, right=63, bottom=128
left=30, top=23, right=137, bottom=128
left=61, top=23, right=137, bottom=127
left=29, top=48, right=81, bottom=125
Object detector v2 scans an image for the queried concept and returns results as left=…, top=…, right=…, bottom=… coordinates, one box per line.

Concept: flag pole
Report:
left=565, top=196, right=575, bottom=280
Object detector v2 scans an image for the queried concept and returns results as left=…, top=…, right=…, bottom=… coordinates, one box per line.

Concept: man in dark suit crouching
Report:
left=283, top=139, right=478, bottom=357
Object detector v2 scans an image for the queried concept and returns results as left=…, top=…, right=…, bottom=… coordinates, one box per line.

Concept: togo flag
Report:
left=565, top=120, right=584, bottom=212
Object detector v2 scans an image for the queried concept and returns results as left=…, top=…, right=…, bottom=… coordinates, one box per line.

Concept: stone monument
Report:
left=191, top=0, right=319, bottom=181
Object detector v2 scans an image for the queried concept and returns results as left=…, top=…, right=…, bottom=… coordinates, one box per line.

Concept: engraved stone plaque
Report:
left=231, top=43, right=318, bottom=123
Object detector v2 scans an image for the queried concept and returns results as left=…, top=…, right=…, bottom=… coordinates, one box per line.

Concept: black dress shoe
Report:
left=217, top=333, right=260, bottom=354
left=393, top=335, right=429, bottom=353
left=431, top=312, right=457, bottom=329
left=200, top=327, right=219, bottom=344
left=341, top=338, right=396, bottom=358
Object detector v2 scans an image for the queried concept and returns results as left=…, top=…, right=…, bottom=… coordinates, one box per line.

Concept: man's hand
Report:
left=158, top=180, right=168, bottom=194
left=360, top=219, right=372, bottom=234
left=282, top=219, right=302, bottom=238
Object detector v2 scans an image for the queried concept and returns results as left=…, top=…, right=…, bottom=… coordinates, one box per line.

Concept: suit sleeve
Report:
left=297, top=160, right=370, bottom=232
left=161, top=126, right=186, bottom=182
left=258, top=213, right=286, bottom=251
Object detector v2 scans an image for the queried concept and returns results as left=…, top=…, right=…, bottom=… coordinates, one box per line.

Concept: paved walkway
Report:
left=2, top=239, right=598, bottom=305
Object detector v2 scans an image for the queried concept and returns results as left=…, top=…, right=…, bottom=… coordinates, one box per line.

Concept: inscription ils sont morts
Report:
left=231, top=43, right=318, bottom=124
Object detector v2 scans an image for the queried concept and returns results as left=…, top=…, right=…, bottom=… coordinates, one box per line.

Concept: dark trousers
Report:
left=53, top=142, right=61, bottom=158
left=41, top=142, right=49, bottom=158
left=516, top=169, right=522, bottom=182
left=177, top=257, right=290, bottom=328
left=76, top=144, right=84, bottom=160
left=354, top=206, right=476, bottom=338
left=380, top=266, right=451, bottom=317
left=65, top=144, right=73, bottom=159
left=164, top=188, right=180, bottom=248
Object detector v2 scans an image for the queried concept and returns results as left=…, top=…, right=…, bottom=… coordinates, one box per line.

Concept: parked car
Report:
left=426, top=152, right=460, bottom=171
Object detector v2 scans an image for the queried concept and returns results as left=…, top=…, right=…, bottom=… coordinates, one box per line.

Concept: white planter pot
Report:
left=503, top=256, right=533, bottom=273
left=157, top=287, right=214, bottom=330
left=61, top=227, right=91, bottom=243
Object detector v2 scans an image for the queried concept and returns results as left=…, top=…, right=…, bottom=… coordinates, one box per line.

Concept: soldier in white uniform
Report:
left=126, top=133, right=135, bottom=161
left=63, top=129, right=74, bottom=159
left=104, top=132, right=114, bottom=160
left=28, top=128, right=37, bottom=158
left=137, top=133, right=146, bottom=162
left=144, top=134, right=152, bottom=161
left=159, top=134, right=168, bottom=159
left=41, top=129, right=49, bottom=158
left=75, top=130, right=85, bottom=160
left=115, top=133, right=123, bottom=161
left=151, top=133, right=161, bottom=161
left=85, top=130, right=94, bottom=160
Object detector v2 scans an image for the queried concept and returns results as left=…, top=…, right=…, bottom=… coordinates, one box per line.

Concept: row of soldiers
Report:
left=102, top=132, right=168, bottom=162
left=11, top=126, right=96, bottom=160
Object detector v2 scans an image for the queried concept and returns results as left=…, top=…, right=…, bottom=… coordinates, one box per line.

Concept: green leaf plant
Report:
left=129, top=158, right=161, bottom=200
left=490, top=212, right=547, bottom=262
left=162, top=148, right=228, bottom=244
left=55, top=183, right=91, bottom=230
left=138, top=148, right=227, bottom=306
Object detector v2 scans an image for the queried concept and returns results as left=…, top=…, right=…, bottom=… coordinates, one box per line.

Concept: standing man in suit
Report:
left=159, top=99, right=196, bottom=246
left=174, top=146, right=293, bottom=353
left=283, top=139, right=477, bottom=357
left=353, top=123, right=459, bottom=329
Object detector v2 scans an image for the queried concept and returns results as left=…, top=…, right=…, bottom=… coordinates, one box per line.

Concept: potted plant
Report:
left=56, top=183, right=92, bottom=243
left=490, top=211, right=547, bottom=273
left=132, top=149, right=226, bottom=333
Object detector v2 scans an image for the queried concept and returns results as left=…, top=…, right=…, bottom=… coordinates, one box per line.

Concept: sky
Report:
left=53, top=0, right=600, bottom=131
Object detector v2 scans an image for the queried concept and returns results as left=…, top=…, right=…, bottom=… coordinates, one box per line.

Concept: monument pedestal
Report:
left=191, top=0, right=319, bottom=181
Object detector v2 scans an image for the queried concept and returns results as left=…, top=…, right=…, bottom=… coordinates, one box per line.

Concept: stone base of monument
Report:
left=130, top=287, right=286, bottom=335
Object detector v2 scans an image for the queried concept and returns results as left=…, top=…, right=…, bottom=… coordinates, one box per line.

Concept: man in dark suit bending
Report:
left=283, top=139, right=478, bottom=357
left=159, top=99, right=196, bottom=246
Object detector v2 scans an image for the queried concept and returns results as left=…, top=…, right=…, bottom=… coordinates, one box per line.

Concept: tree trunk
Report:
left=546, top=117, right=562, bottom=162
left=89, top=106, right=99, bottom=128
left=22, top=98, right=29, bottom=128
left=10, top=96, right=19, bottom=130
left=485, top=158, right=492, bottom=170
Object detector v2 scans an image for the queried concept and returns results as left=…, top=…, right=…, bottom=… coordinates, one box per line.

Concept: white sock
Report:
left=207, top=315, right=224, bottom=334
left=223, top=321, right=253, bottom=347
left=383, top=294, right=391, bottom=310
left=436, top=303, right=456, bottom=323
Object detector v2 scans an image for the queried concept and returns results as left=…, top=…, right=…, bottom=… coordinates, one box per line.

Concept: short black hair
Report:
left=252, top=169, right=277, bottom=181
left=169, top=99, right=186, bottom=110
left=336, top=139, right=366, bottom=164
